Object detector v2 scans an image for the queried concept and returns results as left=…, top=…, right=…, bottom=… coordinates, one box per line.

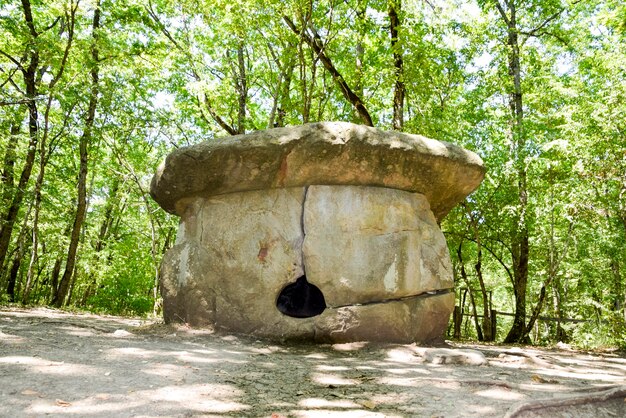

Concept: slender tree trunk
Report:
left=278, top=56, right=295, bottom=127
left=1, top=114, right=23, bottom=209
left=23, top=1, right=75, bottom=303
left=6, top=250, right=23, bottom=302
left=266, top=40, right=294, bottom=129
left=388, top=0, right=405, bottom=131
left=463, top=202, right=494, bottom=341
left=23, top=103, right=54, bottom=303
left=235, top=42, right=247, bottom=134
left=52, top=1, right=100, bottom=307
left=457, top=243, right=484, bottom=341
left=523, top=194, right=574, bottom=341
left=475, top=248, right=494, bottom=341
left=494, top=0, right=531, bottom=344
left=49, top=252, right=64, bottom=297
left=354, top=0, right=366, bottom=122
left=5, top=201, right=34, bottom=301
left=79, top=177, right=119, bottom=305
left=0, top=118, right=22, bottom=293
left=0, top=3, right=39, bottom=272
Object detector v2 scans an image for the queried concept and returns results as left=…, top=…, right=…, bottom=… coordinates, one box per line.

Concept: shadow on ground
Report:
left=1, top=308, right=625, bottom=417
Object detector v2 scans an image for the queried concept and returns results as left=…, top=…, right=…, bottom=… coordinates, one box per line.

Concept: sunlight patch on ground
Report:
left=376, top=376, right=422, bottom=387
left=385, top=348, right=421, bottom=363
left=107, top=346, right=164, bottom=358
left=249, top=345, right=288, bottom=355
left=58, top=326, right=98, bottom=337
left=463, top=403, right=500, bottom=416
left=0, top=330, right=24, bottom=343
left=316, top=365, right=351, bottom=372
left=298, top=397, right=362, bottom=408
left=332, top=342, right=369, bottom=351
left=312, top=372, right=360, bottom=386
left=107, top=346, right=245, bottom=365
left=292, top=409, right=398, bottom=418
left=27, top=383, right=248, bottom=415
left=141, top=362, right=187, bottom=378
left=474, top=387, right=526, bottom=401
left=384, top=367, right=430, bottom=375
left=305, top=353, right=329, bottom=360
left=0, top=356, right=99, bottom=376
left=28, top=396, right=144, bottom=415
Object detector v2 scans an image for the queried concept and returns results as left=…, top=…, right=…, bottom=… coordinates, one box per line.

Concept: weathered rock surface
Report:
left=303, top=186, right=452, bottom=307
left=152, top=123, right=485, bottom=343
left=151, top=122, right=485, bottom=221
left=159, top=186, right=456, bottom=343
left=162, top=188, right=312, bottom=337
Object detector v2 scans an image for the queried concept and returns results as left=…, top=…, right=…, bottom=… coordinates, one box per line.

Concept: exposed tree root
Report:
left=504, top=385, right=626, bottom=418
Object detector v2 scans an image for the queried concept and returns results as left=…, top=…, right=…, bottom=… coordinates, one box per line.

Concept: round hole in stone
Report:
left=276, top=275, right=326, bottom=318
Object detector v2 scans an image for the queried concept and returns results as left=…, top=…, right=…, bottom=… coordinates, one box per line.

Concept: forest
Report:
left=0, top=0, right=624, bottom=347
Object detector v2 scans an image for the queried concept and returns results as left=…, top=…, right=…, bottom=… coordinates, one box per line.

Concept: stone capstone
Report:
left=151, top=122, right=485, bottom=343
left=150, top=121, right=485, bottom=222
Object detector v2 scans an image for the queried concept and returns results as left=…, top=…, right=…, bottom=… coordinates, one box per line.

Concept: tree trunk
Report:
left=1, top=114, right=23, bottom=209
left=52, top=1, right=101, bottom=307
left=235, top=42, right=247, bottom=134
left=354, top=0, right=366, bottom=122
left=22, top=0, right=75, bottom=304
left=494, top=0, right=531, bottom=344
left=0, top=0, right=40, bottom=272
left=267, top=40, right=295, bottom=129
left=277, top=56, right=295, bottom=127
left=457, top=243, right=484, bottom=341
left=79, top=177, right=119, bottom=306
left=505, top=240, right=531, bottom=343
left=388, top=0, right=405, bottom=131
left=475, top=248, right=494, bottom=341
left=464, top=202, right=494, bottom=341
left=5, top=202, right=34, bottom=301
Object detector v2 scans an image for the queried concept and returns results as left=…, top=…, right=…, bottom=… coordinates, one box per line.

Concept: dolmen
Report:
left=150, top=122, right=484, bottom=343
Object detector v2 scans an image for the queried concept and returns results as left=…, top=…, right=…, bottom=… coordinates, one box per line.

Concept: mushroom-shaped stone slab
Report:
left=151, top=122, right=484, bottom=221
left=151, top=122, right=485, bottom=343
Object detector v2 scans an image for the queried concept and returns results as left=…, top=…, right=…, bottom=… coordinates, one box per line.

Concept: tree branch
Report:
left=283, top=15, right=373, bottom=126
left=48, top=0, right=78, bottom=90
left=21, top=0, right=39, bottom=37
left=520, top=8, right=567, bottom=47
left=198, top=94, right=238, bottom=136
left=494, top=0, right=510, bottom=27
left=0, top=66, right=19, bottom=90
left=0, top=98, right=36, bottom=106
left=147, top=0, right=237, bottom=135
left=0, top=49, right=24, bottom=71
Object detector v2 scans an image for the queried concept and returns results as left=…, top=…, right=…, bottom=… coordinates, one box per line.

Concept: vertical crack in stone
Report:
left=275, top=186, right=327, bottom=319
left=300, top=186, right=309, bottom=274
left=199, top=199, right=205, bottom=244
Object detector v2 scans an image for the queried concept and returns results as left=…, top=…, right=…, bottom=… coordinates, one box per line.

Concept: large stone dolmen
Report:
left=150, top=122, right=485, bottom=343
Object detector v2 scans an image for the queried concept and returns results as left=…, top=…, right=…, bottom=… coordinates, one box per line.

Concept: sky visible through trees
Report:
left=0, top=0, right=624, bottom=347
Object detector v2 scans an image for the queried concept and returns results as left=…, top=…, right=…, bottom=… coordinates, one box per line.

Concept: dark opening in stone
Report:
left=276, top=275, right=326, bottom=318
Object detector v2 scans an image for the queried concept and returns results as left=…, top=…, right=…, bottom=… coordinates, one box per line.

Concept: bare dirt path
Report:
left=1, top=308, right=625, bottom=417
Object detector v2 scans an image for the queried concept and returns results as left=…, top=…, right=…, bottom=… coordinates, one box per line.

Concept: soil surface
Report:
left=1, top=307, right=625, bottom=417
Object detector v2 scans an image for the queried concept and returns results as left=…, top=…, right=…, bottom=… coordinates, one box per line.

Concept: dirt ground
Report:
left=1, top=308, right=625, bottom=418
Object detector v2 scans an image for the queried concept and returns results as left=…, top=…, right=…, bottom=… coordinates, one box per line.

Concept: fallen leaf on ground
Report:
left=531, top=374, right=558, bottom=384
left=361, top=400, right=376, bottom=409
